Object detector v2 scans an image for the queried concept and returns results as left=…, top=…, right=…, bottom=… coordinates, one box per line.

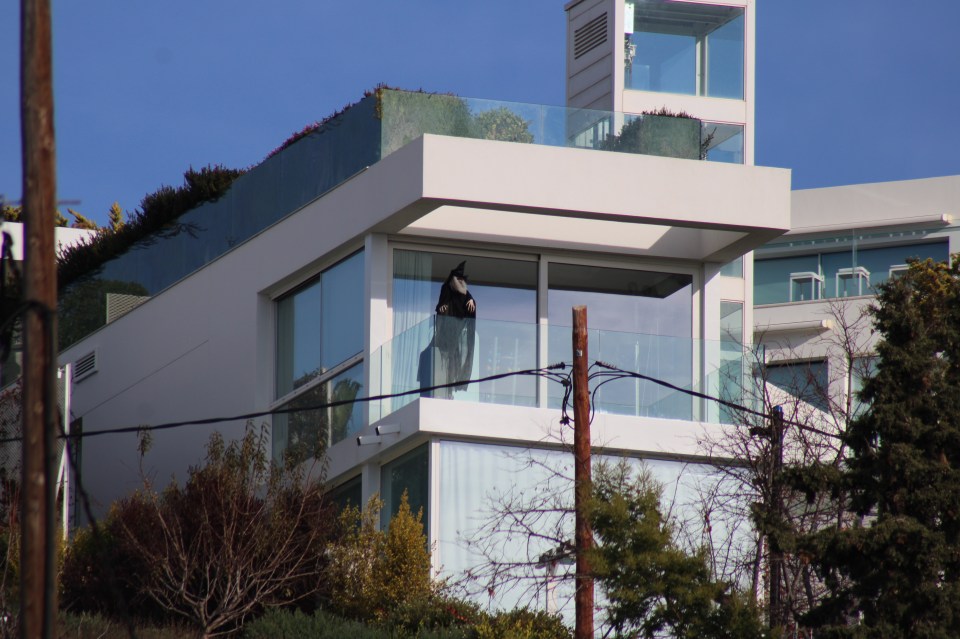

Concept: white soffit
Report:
left=403, top=206, right=753, bottom=262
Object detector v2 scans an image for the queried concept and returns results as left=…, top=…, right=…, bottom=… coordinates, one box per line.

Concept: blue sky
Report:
left=3, top=1, right=960, bottom=227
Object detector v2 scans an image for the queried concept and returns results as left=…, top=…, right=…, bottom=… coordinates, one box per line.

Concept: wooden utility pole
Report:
left=21, top=0, right=59, bottom=637
left=572, top=306, right=593, bottom=639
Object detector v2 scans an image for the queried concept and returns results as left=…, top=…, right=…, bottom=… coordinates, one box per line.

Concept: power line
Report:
left=0, top=364, right=567, bottom=444
left=0, top=359, right=843, bottom=445
left=591, top=361, right=842, bottom=440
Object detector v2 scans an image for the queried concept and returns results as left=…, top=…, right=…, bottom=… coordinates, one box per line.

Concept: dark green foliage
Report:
left=476, top=608, right=571, bottom=639
left=244, top=607, right=475, bottom=639
left=589, top=462, right=767, bottom=639
left=56, top=165, right=245, bottom=291
left=57, top=279, right=149, bottom=350
left=601, top=112, right=702, bottom=160
left=60, top=494, right=169, bottom=623
left=244, top=606, right=567, bottom=639
left=795, top=257, right=960, bottom=638
left=57, top=612, right=200, bottom=639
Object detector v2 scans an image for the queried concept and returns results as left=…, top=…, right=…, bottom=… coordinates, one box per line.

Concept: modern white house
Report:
left=754, top=176, right=960, bottom=419
left=51, top=0, right=795, bottom=612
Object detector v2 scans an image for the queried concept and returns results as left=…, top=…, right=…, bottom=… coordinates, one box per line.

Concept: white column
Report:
left=364, top=233, right=390, bottom=424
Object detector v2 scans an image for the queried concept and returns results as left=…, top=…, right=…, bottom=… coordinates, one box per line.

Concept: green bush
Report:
left=245, top=608, right=477, bottom=639
left=382, top=593, right=484, bottom=636
left=57, top=165, right=245, bottom=292
left=57, top=612, right=199, bottom=639
left=327, top=491, right=435, bottom=622
left=476, top=608, right=570, bottom=639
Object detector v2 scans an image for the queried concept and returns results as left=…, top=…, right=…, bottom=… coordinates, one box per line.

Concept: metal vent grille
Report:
left=574, top=12, right=608, bottom=59
left=74, top=351, right=97, bottom=382
left=106, top=293, right=150, bottom=324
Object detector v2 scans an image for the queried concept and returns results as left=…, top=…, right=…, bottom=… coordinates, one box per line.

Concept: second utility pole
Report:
left=572, top=305, right=593, bottom=639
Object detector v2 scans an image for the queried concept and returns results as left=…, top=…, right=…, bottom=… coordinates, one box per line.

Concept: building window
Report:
left=719, top=301, right=743, bottom=423
left=624, top=1, right=745, bottom=100
left=390, top=249, right=538, bottom=408
left=548, top=263, right=693, bottom=418
left=764, top=360, right=829, bottom=413
left=720, top=255, right=743, bottom=278
left=276, top=251, right=364, bottom=396
left=273, top=362, right=364, bottom=461
left=381, top=444, right=430, bottom=532
left=330, top=475, right=363, bottom=512
left=755, top=240, right=949, bottom=305
left=273, top=250, right=364, bottom=460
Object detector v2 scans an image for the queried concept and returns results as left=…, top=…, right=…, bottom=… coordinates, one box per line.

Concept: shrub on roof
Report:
left=57, top=165, right=246, bottom=291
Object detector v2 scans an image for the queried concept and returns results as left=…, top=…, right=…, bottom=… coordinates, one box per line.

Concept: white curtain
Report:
left=391, top=250, right=435, bottom=412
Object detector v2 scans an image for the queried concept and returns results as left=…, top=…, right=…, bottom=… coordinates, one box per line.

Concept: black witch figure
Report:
left=433, top=261, right=476, bottom=398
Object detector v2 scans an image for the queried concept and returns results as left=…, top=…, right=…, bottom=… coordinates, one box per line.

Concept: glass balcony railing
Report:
left=754, top=226, right=951, bottom=306
left=60, top=89, right=737, bottom=350
left=368, top=316, right=757, bottom=426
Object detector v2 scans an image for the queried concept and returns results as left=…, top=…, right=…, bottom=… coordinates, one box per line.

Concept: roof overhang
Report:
left=291, top=133, right=790, bottom=268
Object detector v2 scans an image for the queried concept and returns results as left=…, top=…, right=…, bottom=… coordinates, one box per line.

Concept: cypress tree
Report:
left=797, top=256, right=960, bottom=638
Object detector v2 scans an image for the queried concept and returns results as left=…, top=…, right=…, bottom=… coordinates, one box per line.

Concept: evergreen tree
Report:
left=796, top=256, right=960, bottom=638
left=590, top=462, right=767, bottom=639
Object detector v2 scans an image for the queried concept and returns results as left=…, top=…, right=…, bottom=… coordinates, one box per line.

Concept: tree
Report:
left=701, top=297, right=877, bottom=632
left=326, top=491, right=435, bottom=622
left=794, top=257, right=960, bottom=637
left=589, top=461, right=767, bottom=639
left=463, top=453, right=764, bottom=637
left=116, top=425, right=335, bottom=638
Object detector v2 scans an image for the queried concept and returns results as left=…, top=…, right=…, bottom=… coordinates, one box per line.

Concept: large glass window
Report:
left=274, top=250, right=364, bottom=461
left=625, top=1, right=744, bottom=100
left=391, top=250, right=538, bottom=407
left=330, top=475, right=363, bottom=512
left=276, top=251, right=364, bottom=397
left=765, top=360, right=829, bottom=413
left=272, top=362, right=364, bottom=460
left=381, top=444, right=430, bottom=532
left=719, top=301, right=743, bottom=423
left=548, top=263, right=693, bottom=418
left=754, top=240, right=949, bottom=305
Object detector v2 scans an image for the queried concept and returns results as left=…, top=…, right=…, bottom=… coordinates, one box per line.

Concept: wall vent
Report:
left=574, top=12, right=608, bottom=59
left=106, top=293, right=150, bottom=324
left=73, top=350, right=97, bottom=382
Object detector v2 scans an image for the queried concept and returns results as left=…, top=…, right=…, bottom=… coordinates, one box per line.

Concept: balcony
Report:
left=754, top=226, right=951, bottom=306
left=368, top=316, right=754, bottom=427
left=59, top=89, right=744, bottom=350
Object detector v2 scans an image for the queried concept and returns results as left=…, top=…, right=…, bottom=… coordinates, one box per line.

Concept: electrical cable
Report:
left=592, top=361, right=841, bottom=440
left=0, top=364, right=568, bottom=444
